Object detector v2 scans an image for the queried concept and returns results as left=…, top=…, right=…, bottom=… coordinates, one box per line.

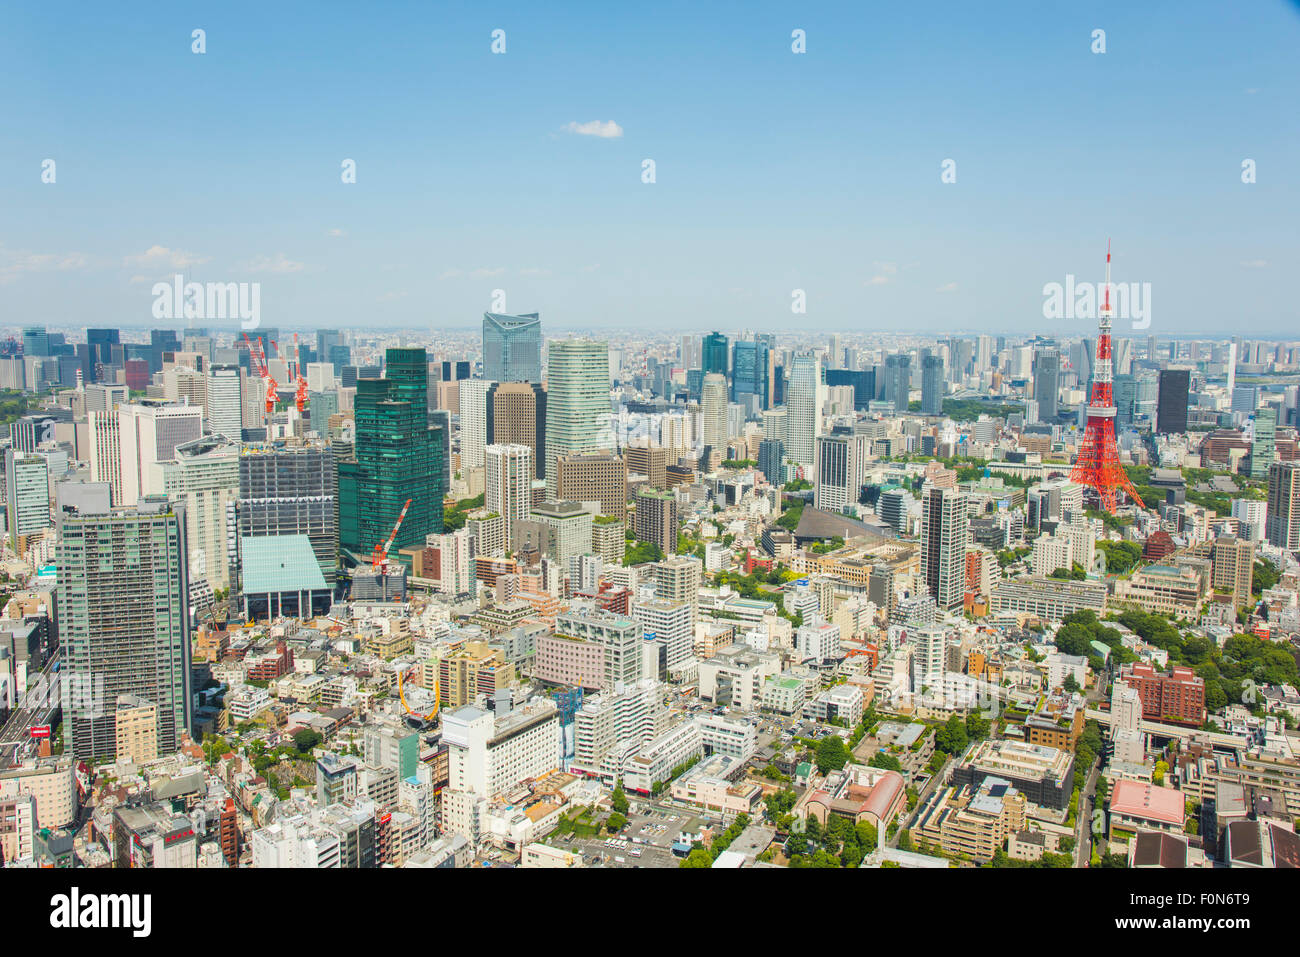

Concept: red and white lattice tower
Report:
left=1070, top=241, right=1145, bottom=513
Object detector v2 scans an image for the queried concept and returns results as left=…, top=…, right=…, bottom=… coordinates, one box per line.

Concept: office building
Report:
left=206, top=364, right=244, bottom=442
left=482, top=312, right=542, bottom=384
left=545, top=339, right=611, bottom=498
left=458, top=378, right=493, bottom=473
left=154, top=435, right=241, bottom=592
left=1156, top=369, right=1190, bottom=435
left=555, top=452, right=627, bottom=521
left=236, top=443, right=338, bottom=586
left=785, top=354, right=821, bottom=469
left=116, top=401, right=205, bottom=506
left=921, top=354, right=944, bottom=415
left=339, top=348, right=443, bottom=562
left=1032, top=346, right=1059, bottom=421
left=633, top=487, right=678, bottom=556
left=700, top=373, right=729, bottom=454
left=1266, top=461, right=1300, bottom=551
left=702, top=331, right=728, bottom=377
left=814, top=427, right=869, bottom=513
left=1249, top=405, right=1277, bottom=480
left=487, top=381, right=546, bottom=479
left=5, top=450, right=50, bottom=550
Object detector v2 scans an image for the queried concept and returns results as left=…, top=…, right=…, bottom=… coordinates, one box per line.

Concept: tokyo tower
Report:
left=1071, top=241, right=1145, bottom=513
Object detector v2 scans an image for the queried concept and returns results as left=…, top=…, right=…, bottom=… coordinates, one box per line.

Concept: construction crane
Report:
left=292, top=332, right=309, bottom=416
left=241, top=332, right=278, bottom=421
left=371, top=499, right=413, bottom=571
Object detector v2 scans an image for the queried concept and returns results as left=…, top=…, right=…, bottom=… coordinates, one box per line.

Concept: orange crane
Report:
left=371, top=498, right=413, bottom=571
left=292, top=332, right=309, bottom=416
left=241, top=332, right=278, bottom=419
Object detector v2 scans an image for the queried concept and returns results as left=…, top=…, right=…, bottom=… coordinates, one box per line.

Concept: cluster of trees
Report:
left=1052, top=609, right=1137, bottom=670
left=996, top=545, right=1031, bottom=568
left=721, top=459, right=757, bottom=469
left=786, top=813, right=877, bottom=868
left=1116, top=608, right=1298, bottom=713
left=623, top=539, right=665, bottom=566
left=775, top=500, right=804, bottom=532
left=1049, top=563, right=1088, bottom=581
left=1096, top=540, right=1143, bottom=575
left=814, top=735, right=852, bottom=774
left=441, top=493, right=485, bottom=532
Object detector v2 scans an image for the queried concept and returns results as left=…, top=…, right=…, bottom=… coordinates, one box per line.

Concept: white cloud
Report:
left=378, top=290, right=408, bottom=302
left=0, top=248, right=89, bottom=284
left=563, top=120, right=624, bottom=138
left=248, top=253, right=306, bottom=274
left=435, top=268, right=463, bottom=281
left=469, top=266, right=506, bottom=279
left=519, top=267, right=552, bottom=278
left=865, top=275, right=890, bottom=286
left=579, top=263, right=601, bottom=273
left=1240, top=259, right=1268, bottom=269
left=937, top=281, right=958, bottom=292
left=123, top=245, right=209, bottom=269
left=325, top=228, right=347, bottom=238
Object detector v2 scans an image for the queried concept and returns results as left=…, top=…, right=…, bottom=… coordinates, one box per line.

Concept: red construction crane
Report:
left=241, top=332, right=279, bottom=419
left=371, top=498, right=413, bottom=571
left=293, top=332, right=309, bottom=416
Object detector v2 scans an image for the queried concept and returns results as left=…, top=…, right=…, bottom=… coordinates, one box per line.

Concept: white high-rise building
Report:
left=785, top=353, right=822, bottom=470
left=921, top=485, right=968, bottom=611
left=117, top=401, right=205, bottom=507
left=485, top=443, right=533, bottom=548
left=911, top=625, right=947, bottom=695
left=700, top=373, right=729, bottom=453
left=633, top=598, right=694, bottom=670
left=573, top=678, right=668, bottom=774
left=458, top=378, right=494, bottom=473
left=442, top=697, right=560, bottom=798
left=206, top=364, right=244, bottom=443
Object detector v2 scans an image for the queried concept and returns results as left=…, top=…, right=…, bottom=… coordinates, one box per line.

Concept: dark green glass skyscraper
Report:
left=339, top=347, right=443, bottom=563
left=702, top=331, right=729, bottom=378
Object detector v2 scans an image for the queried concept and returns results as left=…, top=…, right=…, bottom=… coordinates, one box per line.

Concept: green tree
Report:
left=680, top=848, right=713, bottom=868
left=606, top=812, right=628, bottom=832
left=934, top=715, right=969, bottom=756
left=815, top=735, right=851, bottom=775
left=610, top=783, right=629, bottom=815
left=292, top=728, right=323, bottom=753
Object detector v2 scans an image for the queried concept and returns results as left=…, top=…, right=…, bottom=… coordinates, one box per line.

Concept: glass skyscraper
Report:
left=731, top=335, right=774, bottom=410
left=544, top=339, right=611, bottom=497
left=483, top=312, right=542, bottom=383
left=702, top=331, right=729, bottom=378
left=339, top=348, right=443, bottom=562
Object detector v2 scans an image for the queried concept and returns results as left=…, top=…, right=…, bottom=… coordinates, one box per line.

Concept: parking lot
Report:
left=562, top=805, right=707, bottom=868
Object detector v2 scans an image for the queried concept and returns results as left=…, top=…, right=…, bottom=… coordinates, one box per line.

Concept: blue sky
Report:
left=2, top=1, right=1297, bottom=335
